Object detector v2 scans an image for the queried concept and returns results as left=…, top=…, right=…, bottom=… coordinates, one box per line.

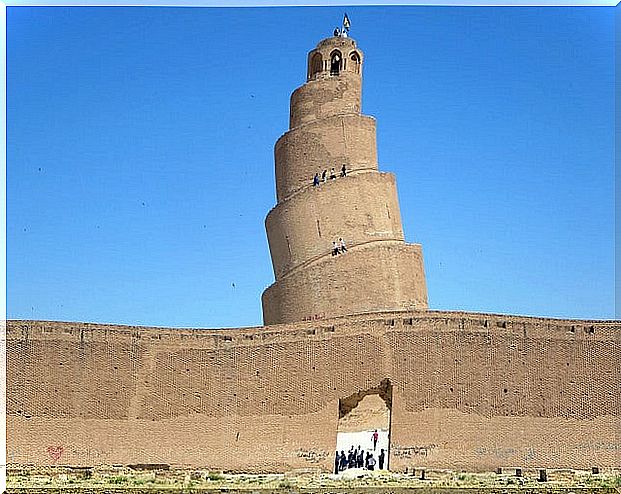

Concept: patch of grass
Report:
left=207, top=471, right=224, bottom=481
left=278, top=479, right=293, bottom=488
left=592, top=475, right=621, bottom=488
left=456, top=472, right=477, bottom=483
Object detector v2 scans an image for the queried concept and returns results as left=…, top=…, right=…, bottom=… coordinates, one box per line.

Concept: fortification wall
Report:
left=8, top=311, right=619, bottom=471
left=266, top=172, right=404, bottom=279
left=262, top=242, right=428, bottom=325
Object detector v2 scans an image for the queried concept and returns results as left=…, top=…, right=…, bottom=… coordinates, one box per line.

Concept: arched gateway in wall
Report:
left=6, top=30, right=621, bottom=474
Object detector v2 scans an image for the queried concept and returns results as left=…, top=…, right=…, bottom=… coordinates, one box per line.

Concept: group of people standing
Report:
left=332, top=238, right=347, bottom=256
left=334, top=446, right=386, bottom=473
left=313, top=164, right=347, bottom=186
left=334, top=429, right=386, bottom=474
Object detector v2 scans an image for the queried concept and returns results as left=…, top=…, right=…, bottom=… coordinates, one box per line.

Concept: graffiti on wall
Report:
left=393, top=444, right=438, bottom=458
left=47, top=445, right=64, bottom=462
left=296, top=449, right=329, bottom=463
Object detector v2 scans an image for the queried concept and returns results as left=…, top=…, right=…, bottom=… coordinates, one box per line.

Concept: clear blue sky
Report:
left=8, top=6, right=616, bottom=328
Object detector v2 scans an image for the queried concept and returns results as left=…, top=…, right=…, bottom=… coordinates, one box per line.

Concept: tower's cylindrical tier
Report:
left=266, top=172, right=405, bottom=280
left=275, top=114, right=377, bottom=201
left=290, top=72, right=361, bottom=129
left=262, top=242, right=428, bottom=325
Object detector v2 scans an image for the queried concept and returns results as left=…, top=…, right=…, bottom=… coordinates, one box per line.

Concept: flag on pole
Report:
left=343, top=13, right=351, bottom=32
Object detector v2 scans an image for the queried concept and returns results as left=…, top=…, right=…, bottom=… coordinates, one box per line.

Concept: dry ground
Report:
left=6, top=465, right=621, bottom=492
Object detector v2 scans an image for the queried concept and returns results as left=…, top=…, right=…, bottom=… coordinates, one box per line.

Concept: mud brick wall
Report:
left=7, top=311, right=620, bottom=471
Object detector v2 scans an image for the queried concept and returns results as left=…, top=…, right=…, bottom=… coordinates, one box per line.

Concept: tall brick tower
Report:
left=262, top=33, right=428, bottom=325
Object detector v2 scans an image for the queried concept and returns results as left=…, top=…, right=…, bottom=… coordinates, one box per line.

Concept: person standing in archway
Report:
left=372, top=429, right=379, bottom=450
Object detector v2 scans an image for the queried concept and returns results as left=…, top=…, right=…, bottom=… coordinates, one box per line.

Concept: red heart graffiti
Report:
left=47, top=445, right=64, bottom=462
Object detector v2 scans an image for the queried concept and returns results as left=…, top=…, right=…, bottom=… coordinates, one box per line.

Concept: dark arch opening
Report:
left=309, top=52, right=323, bottom=79
left=330, top=50, right=342, bottom=76
left=349, top=51, right=361, bottom=74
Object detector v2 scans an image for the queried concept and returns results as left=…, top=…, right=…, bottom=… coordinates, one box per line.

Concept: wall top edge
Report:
left=7, top=308, right=620, bottom=336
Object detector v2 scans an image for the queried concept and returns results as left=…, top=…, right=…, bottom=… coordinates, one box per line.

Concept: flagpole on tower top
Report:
left=342, top=13, right=351, bottom=37
left=333, top=13, right=351, bottom=38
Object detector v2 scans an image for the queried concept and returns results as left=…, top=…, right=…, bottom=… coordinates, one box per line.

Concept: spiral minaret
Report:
left=262, top=35, right=428, bottom=325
